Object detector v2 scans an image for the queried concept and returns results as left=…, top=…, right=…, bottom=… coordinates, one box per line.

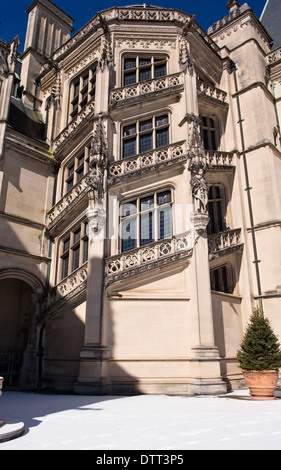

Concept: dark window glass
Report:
left=61, top=255, right=69, bottom=279
left=140, top=133, right=153, bottom=153
left=72, top=246, right=80, bottom=271
left=123, top=138, right=136, bottom=158
left=156, top=128, right=169, bottom=148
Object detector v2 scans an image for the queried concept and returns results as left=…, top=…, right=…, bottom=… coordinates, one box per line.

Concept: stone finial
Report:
left=226, top=0, right=240, bottom=13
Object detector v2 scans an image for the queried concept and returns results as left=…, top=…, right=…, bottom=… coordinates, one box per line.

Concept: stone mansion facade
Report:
left=0, top=0, right=281, bottom=395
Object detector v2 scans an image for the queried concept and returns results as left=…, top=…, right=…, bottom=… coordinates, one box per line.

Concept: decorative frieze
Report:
left=208, top=228, right=242, bottom=260
left=109, top=141, right=186, bottom=181
left=105, top=233, right=193, bottom=287
left=109, top=72, right=184, bottom=108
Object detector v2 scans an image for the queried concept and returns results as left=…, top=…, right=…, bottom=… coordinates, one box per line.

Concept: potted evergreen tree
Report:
left=237, top=307, right=281, bottom=400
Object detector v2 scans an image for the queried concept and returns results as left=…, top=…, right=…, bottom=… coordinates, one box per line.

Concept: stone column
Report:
left=186, top=118, right=227, bottom=395
left=74, top=117, right=110, bottom=395
left=189, top=212, right=227, bottom=395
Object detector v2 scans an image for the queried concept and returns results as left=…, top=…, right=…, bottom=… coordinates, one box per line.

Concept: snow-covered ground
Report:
left=1, top=389, right=281, bottom=450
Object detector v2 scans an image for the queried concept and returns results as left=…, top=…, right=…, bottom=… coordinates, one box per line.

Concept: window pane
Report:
left=73, top=229, right=81, bottom=244
left=124, top=124, right=136, bottom=136
left=158, top=206, right=172, bottom=240
left=140, top=68, right=151, bottom=82
left=156, top=128, right=169, bottom=148
left=139, top=58, right=151, bottom=66
left=140, top=132, right=153, bottom=153
left=124, top=72, right=136, bottom=85
left=83, top=239, right=88, bottom=263
left=157, top=190, right=171, bottom=206
left=123, top=137, right=136, bottom=158
left=72, top=246, right=80, bottom=271
left=155, top=63, right=166, bottom=77
left=156, top=115, right=168, bottom=127
left=77, top=154, right=84, bottom=166
left=140, top=195, right=154, bottom=211
left=63, top=238, right=70, bottom=253
left=68, top=165, right=74, bottom=176
left=74, top=82, right=79, bottom=97
left=140, top=211, right=154, bottom=246
left=67, top=178, right=74, bottom=192
left=76, top=167, right=84, bottom=181
left=61, top=255, right=69, bottom=279
left=211, top=130, right=217, bottom=150
left=140, top=120, right=152, bottom=132
left=122, top=218, right=137, bottom=252
left=124, top=58, right=136, bottom=70
left=121, top=201, right=137, bottom=217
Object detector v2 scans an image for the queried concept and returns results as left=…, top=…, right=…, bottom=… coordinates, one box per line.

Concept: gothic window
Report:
left=60, top=221, right=89, bottom=281
left=63, top=144, right=91, bottom=195
left=207, top=184, right=225, bottom=235
left=200, top=115, right=218, bottom=151
left=122, top=114, right=169, bottom=159
left=210, top=265, right=233, bottom=294
left=123, top=55, right=167, bottom=86
left=69, top=64, right=97, bottom=120
left=120, top=190, right=173, bottom=252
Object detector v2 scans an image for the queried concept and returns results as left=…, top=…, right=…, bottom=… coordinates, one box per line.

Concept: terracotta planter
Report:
left=0, top=377, right=3, bottom=397
left=243, top=370, right=279, bottom=400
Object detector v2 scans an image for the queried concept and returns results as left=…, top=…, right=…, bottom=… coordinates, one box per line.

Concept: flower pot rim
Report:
left=242, top=369, right=279, bottom=372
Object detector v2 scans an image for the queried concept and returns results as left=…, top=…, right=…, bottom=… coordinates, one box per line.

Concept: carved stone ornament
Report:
left=0, top=45, right=9, bottom=75
left=190, top=168, right=209, bottom=214
left=97, top=14, right=113, bottom=71
left=187, top=114, right=210, bottom=217
left=179, top=36, right=193, bottom=74
left=86, top=116, right=108, bottom=205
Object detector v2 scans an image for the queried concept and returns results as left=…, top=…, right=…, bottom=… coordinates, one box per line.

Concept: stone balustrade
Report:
left=105, top=233, right=193, bottom=286
left=208, top=229, right=242, bottom=259
left=197, top=79, right=227, bottom=103
left=40, top=262, right=88, bottom=315
left=205, top=150, right=234, bottom=167
left=109, top=141, right=186, bottom=180
left=110, top=72, right=184, bottom=108
left=46, top=174, right=90, bottom=231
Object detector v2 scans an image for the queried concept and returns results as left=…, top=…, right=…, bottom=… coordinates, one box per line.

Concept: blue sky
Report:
left=0, top=0, right=267, bottom=50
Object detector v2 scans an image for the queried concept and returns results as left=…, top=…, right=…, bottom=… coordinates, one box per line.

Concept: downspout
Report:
left=231, top=63, right=263, bottom=312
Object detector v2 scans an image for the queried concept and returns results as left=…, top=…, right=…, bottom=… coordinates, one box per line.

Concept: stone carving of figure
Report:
left=190, top=167, right=209, bottom=213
